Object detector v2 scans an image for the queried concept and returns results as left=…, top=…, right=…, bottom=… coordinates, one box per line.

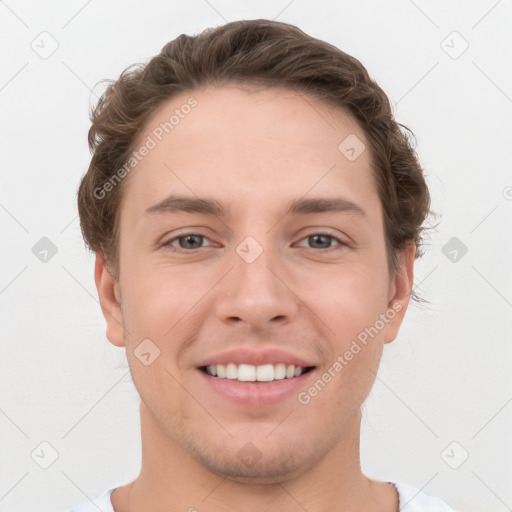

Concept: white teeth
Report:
left=238, top=364, right=256, bottom=381
left=256, top=364, right=274, bottom=382
left=204, top=363, right=309, bottom=381
left=216, top=364, right=226, bottom=378
left=274, top=363, right=286, bottom=380
left=226, top=363, right=237, bottom=379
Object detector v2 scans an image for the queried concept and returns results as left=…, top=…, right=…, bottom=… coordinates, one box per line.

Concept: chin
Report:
left=184, top=435, right=323, bottom=485
left=198, top=454, right=307, bottom=484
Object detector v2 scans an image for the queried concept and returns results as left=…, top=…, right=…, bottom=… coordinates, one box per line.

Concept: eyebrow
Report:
left=145, top=194, right=366, bottom=219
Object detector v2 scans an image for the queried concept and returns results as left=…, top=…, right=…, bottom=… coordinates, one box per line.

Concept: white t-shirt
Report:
left=66, top=481, right=457, bottom=511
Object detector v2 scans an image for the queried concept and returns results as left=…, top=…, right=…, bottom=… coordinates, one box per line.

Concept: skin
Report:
left=95, top=83, right=415, bottom=512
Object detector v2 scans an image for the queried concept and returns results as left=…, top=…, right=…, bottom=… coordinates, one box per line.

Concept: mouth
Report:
left=195, top=348, right=318, bottom=406
left=197, top=363, right=317, bottom=407
left=199, top=363, right=315, bottom=382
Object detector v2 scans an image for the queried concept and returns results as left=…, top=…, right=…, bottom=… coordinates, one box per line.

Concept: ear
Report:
left=383, top=242, right=415, bottom=344
left=94, top=253, right=126, bottom=347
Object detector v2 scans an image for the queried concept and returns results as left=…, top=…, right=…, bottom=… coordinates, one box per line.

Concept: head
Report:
left=78, top=19, right=432, bottom=482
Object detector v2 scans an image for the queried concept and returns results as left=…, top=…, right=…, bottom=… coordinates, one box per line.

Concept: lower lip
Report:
left=197, top=368, right=316, bottom=407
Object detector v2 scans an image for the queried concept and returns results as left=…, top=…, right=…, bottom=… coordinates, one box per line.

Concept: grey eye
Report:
left=307, top=234, right=335, bottom=249
left=177, top=234, right=204, bottom=249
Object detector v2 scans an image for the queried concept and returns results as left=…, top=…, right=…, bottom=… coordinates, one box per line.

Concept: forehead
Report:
left=120, top=84, right=379, bottom=223
left=139, top=83, right=367, bottom=158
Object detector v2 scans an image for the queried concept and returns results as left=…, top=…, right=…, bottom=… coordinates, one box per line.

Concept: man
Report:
left=68, top=18, right=456, bottom=512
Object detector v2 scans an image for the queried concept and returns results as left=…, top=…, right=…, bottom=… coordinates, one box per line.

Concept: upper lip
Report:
left=197, top=347, right=317, bottom=368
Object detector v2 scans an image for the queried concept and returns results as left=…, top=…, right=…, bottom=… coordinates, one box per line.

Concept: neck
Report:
left=114, top=402, right=396, bottom=512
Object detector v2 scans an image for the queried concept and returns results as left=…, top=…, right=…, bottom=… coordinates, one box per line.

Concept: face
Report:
left=96, top=84, right=414, bottom=483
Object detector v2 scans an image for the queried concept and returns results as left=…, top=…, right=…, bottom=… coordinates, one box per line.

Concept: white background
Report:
left=1, top=1, right=511, bottom=511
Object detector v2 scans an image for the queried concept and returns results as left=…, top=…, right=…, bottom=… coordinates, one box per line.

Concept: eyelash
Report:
left=161, top=231, right=350, bottom=253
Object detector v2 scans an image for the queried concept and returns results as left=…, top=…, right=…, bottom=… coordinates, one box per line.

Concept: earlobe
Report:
left=94, top=253, right=126, bottom=347
left=384, top=242, right=415, bottom=344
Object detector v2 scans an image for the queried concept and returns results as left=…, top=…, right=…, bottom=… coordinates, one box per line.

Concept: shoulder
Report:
left=64, top=487, right=116, bottom=512
left=391, top=481, right=458, bottom=511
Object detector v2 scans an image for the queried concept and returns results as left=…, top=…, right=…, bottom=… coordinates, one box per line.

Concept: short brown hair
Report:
left=78, top=19, right=433, bottom=301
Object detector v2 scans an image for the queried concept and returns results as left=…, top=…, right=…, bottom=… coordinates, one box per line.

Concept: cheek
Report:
left=120, top=274, right=193, bottom=410
left=120, top=266, right=212, bottom=372
left=302, top=265, right=389, bottom=339
left=122, top=264, right=197, bottom=329
left=299, top=266, right=387, bottom=396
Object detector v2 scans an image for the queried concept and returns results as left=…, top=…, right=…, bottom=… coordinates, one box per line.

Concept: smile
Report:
left=200, top=363, right=314, bottom=382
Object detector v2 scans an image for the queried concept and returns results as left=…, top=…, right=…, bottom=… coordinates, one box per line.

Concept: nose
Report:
left=214, top=240, right=300, bottom=330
